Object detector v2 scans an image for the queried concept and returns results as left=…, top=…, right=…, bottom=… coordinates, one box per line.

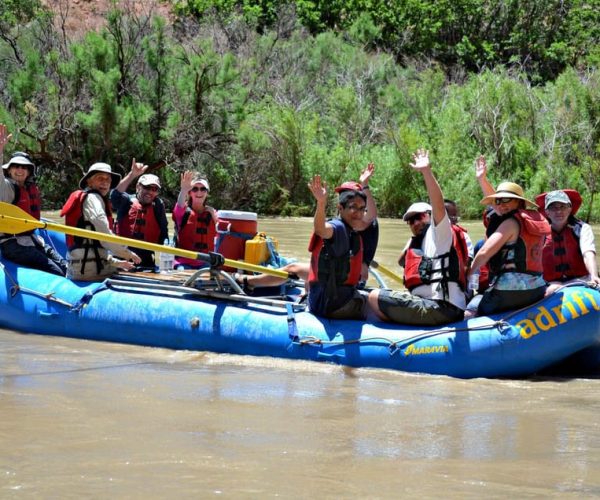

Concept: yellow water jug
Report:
left=245, top=232, right=278, bottom=265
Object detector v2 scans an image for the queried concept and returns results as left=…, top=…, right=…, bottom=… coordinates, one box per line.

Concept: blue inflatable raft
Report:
left=1, top=229, right=599, bottom=379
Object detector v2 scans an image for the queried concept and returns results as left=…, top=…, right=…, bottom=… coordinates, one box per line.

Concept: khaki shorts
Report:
left=378, top=289, right=464, bottom=326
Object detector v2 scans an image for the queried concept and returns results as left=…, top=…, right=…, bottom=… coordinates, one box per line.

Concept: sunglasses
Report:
left=494, top=197, right=515, bottom=205
left=141, top=185, right=159, bottom=192
left=191, top=186, right=208, bottom=193
left=406, top=212, right=426, bottom=224
left=345, top=204, right=367, bottom=213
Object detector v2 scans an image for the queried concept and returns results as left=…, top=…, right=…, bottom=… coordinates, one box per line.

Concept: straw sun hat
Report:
left=480, top=181, right=537, bottom=208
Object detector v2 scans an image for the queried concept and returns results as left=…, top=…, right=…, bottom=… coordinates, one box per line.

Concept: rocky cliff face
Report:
left=41, top=0, right=174, bottom=37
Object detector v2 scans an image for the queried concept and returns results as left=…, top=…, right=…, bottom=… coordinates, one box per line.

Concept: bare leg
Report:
left=367, top=289, right=388, bottom=321
left=241, top=262, right=309, bottom=289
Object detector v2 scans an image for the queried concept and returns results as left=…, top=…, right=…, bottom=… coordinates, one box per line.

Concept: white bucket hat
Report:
left=79, top=162, right=121, bottom=189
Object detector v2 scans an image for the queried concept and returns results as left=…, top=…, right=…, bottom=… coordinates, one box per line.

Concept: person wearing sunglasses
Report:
left=172, top=170, right=218, bottom=269
left=0, top=124, right=67, bottom=276
left=306, top=175, right=371, bottom=319
left=110, top=158, right=168, bottom=270
left=368, top=149, right=467, bottom=326
left=467, top=155, right=550, bottom=315
left=235, top=163, right=379, bottom=295
left=535, top=189, right=600, bottom=294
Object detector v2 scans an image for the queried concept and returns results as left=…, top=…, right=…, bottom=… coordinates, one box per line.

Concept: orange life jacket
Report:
left=486, top=209, right=550, bottom=276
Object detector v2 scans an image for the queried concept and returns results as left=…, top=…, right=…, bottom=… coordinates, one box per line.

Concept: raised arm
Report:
left=308, top=175, right=333, bottom=239
left=359, top=162, right=377, bottom=226
left=411, top=149, right=445, bottom=226
left=475, top=155, right=495, bottom=198
left=114, top=158, right=149, bottom=193
left=176, top=171, right=195, bottom=208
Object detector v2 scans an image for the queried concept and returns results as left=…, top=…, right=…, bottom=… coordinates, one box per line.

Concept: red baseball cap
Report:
left=334, top=181, right=363, bottom=193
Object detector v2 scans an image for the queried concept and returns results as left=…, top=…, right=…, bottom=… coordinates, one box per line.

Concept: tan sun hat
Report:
left=480, top=181, right=537, bottom=209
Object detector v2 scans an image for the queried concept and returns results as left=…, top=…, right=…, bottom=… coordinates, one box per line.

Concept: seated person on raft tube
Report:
left=368, top=149, right=467, bottom=326
left=238, top=163, right=379, bottom=293
left=306, top=175, right=370, bottom=320
left=172, top=170, right=218, bottom=270
left=110, top=159, right=168, bottom=270
left=396, top=198, right=473, bottom=281
left=535, top=189, right=600, bottom=294
left=0, top=124, right=67, bottom=276
left=466, top=155, right=550, bottom=316
left=61, top=163, right=141, bottom=281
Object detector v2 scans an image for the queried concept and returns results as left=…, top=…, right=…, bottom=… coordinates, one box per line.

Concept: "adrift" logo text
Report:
left=516, top=289, right=600, bottom=339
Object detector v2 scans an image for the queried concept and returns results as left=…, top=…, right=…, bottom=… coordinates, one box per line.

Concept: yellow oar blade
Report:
left=0, top=201, right=45, bottom=233
left=0, top=202, right=289, bottom=279
left=370, top=259, right=403, bottom=285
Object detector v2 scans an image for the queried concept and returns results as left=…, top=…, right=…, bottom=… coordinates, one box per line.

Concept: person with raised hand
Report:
left=111, top=158, right=168, bottom=270
left=61, top=162, right=141, bottom=281
left=238, top=163, right=380, bottom=293
left=368, top=149, right=467, bottom=325
left=0, top=123, right=67, bottom=276
left=172, top=170, right=218, bottom=269
left=466, top=155, right=550, bottom=315
left=306, top=174, right=369, bottom=319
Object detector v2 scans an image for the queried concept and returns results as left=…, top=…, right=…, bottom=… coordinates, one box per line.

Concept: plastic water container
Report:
left=215, top=211, right=258, bottom=265
left=468, top=271, right=480, bottom=294
left=159, top=239, right=174, bottom=272
left=245, top=232, right=279, bottom=265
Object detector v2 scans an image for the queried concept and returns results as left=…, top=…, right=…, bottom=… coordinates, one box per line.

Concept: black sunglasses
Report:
left=406, top=212, right=426, bottom=224
left=191, top=186, right=208, bottom=193
left=494, top=197, right=515, bottom=205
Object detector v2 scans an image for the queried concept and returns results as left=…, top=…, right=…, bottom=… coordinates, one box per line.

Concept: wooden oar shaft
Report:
left=0, top=205, right=289, bottom=279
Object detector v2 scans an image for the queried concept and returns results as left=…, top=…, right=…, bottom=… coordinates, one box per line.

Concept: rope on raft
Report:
left=0, top=261, right=74, bottom=308
left=293, top=281, right=600, bottom=354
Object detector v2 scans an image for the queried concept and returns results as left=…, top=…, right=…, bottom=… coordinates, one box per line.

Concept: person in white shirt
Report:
left=368, top=150, right=467, bottom=325
left=61, top=163, right=141, bottom=281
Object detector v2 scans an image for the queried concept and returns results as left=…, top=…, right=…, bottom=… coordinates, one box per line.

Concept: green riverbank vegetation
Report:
left=1, top=0, right=599, bottom=219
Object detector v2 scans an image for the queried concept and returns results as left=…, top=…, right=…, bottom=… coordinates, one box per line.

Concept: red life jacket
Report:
left=12, top=182, right=41, bottom=220
left=60, top=189, right=114, bottom=275
left=173, top=207, right=216, bottom=266
left=542, top=219, right=588, bottom=281
left=307, top=227, right=363, bottom=287
left=60, top=190, right=114, bottom=249
left=403, top=224, right=468, bottom=292
left=116, top=198, right=162, bottom=244
left=2, top=182, right=42, bottom=237
left=486, top=209, right=550, bottom=276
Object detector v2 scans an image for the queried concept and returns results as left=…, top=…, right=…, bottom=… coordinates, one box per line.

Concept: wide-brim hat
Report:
left=2, top=153, right=36, bottom=176
left=480, top=181, right=537, bottom=209
left=79, top=162, right=121, bottom=190
left=402, top=202, right=432, bottom=221
left=138, top=173, right=161, bottom=188
left=535, top=189, right=582, bottom=216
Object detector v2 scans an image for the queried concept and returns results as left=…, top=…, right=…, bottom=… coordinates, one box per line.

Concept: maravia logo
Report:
left=403, top=345, right=449, bottom=356
left=516, top=289, right=600, bottom=339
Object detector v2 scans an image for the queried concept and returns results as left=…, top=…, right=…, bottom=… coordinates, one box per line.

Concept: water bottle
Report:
left=159, top=239, right=174, bottom=272
left=468, top=270, right=480, bottom=294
